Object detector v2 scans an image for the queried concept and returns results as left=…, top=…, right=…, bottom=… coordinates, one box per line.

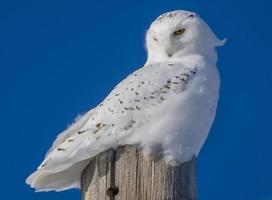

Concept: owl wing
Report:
left=26, top=62, right=199, bottom=191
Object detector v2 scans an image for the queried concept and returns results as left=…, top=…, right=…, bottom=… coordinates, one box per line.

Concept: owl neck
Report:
left=145, top=44, right=218, bottom=66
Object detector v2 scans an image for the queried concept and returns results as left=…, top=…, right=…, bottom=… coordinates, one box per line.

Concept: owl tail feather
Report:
left=26, top=159, right=90, bottom=192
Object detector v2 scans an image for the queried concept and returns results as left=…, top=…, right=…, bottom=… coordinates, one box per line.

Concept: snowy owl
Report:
left=26, top=10, right=225, bottom=192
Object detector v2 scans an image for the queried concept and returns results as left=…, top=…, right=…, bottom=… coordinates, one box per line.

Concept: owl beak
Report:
left=166, top=49, right=174, bottom=58
left=167, top=53, right=173, bottom=57
left=165, top=40, right=174, bottom=58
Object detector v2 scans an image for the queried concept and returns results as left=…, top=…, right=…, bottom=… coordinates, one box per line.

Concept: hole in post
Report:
left=107, top=186, right=119, bottom=197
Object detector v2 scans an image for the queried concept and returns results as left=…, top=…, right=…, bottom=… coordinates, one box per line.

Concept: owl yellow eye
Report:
left=173, top=28, right=186, bottom=36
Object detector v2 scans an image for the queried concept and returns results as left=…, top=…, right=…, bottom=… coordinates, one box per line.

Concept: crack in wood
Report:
left=107, top=150, right=118, bottom=200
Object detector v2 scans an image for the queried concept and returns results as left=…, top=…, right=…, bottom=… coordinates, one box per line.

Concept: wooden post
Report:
left=81, top=145, right=197, bottom=200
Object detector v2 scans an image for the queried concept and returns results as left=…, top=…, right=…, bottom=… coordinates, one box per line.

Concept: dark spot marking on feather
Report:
left=141, top=81, right=145, bottom=84
left=160, top=96, right=166, bottom=101
left=96, top=123, right=102, bottom=128
left=189, top=70, right=196, bottom=74
left=57, top=148, right=65, bottom=151
left=94, top=124, right=106, bottom=134
left=96, top=123, right=106, bottom=128
left=41, top=163, right=47, bottom=167
left=172, top=81, right=179, bottom=84
left=78, top=130, right=86, bottom=134
left=118, top=99, right=123, bottom=104
left=168, top=63, right=175, bottom=66
left=135, top=92, right=139, bottom=95
left=153, top=36, right=158, bottom=42
left=68, top=139, right=74, bottom=142
left=136, top=106, right=141, bottom=110
left=181, top=73, right=190, bottom=77
left=150, top=96, right=155, bottom=99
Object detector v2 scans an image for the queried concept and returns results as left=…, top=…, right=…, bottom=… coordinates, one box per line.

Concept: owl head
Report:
left=146, top=10, right=225, bottom=64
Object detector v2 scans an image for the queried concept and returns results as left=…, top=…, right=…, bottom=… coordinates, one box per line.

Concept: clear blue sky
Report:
left=0, top=0, right=271, bottom=199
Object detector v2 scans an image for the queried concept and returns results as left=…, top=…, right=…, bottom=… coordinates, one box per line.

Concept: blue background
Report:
left=0, top=0, right=271, bottom=199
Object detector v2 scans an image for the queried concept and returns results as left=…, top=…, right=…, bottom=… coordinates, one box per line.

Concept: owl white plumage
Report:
left=26, top=10, right=225, bottom=192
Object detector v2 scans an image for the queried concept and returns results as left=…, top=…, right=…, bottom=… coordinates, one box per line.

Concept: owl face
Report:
left=145, top=10, right=224, bottom=63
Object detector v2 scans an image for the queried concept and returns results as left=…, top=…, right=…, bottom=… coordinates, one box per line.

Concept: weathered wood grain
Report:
left=81, top=145, right=196, bottom=200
